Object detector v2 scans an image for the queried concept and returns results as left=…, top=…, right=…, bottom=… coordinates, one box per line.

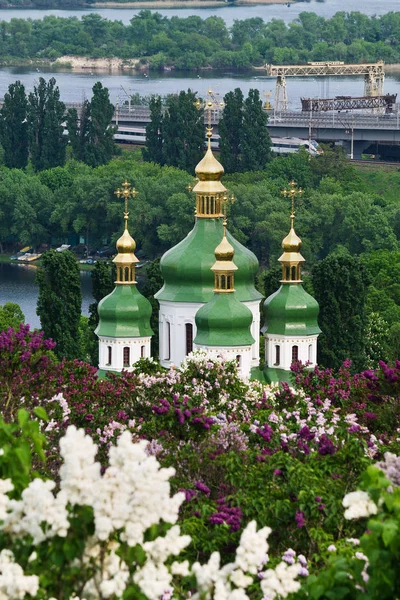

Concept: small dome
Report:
left=282, top=226, right=302, bottom=253
left=96, top=285, right=153, bottom=338
left=195, top=293, right=254, bottom=347
left=262, top=284, right=321, bottom=337
left=116, top=228, right=136, bottom=254
left=215, top=234, right=234, bottom=262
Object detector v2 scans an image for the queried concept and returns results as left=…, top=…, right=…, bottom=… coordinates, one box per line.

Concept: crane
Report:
left=266, top=61, right=385, bottom=111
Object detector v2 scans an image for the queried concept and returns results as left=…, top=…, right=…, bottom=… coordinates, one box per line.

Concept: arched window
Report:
left=308, top=344, right=313, bottom=364
left=285, top=266, right=290, bottom=281
left=221, top=275, right=226, bottom=289
left=123, top=346, right=130, bottom=367
left=166, top=322, right=171, bottom=361
left=141, top=345, right=145, bottom=358
left=107, top=346, right=112, bottom=365
left=227, top=275, right=232, bottom=290
left=186, top=323, right=193, bottom=355
left=292, top=345, right=299, bottom=363
left=124, top=267, right=130, bottom=282
left=274, top=345, right=280, bottom=366
left=291, top=266, right=296, bottom=281
left=236, top=355, right=241, bottom=368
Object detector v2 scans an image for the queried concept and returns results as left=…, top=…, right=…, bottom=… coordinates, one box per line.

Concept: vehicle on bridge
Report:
left=114, top=126, right=220, bottom=149
left=270, top=137, right=323, bottom=156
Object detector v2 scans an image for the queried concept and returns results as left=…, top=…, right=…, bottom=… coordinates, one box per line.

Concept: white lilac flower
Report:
left=261, top=562, right=301, bottom=599
left=342, top=491, right=378, bottom=520
left=0, top=549, right=39, bottom=599
left=327, top=545, right=337, bottom=552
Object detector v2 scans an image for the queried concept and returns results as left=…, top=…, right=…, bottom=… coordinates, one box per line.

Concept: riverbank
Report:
left=92, top=0, right=289, bottom=6
left=0, top=254, right=95, bottom=271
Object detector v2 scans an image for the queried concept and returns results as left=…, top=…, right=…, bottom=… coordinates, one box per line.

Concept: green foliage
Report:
left=0, top=409, right=47, bottom=496
left=0, top=80, right=28, bottom=169
left=219, top=88, right=244, bottom=174
left=312, top=249, right=369, bottom=372
left=143, top=95, right=163, bottom=164
left=162, top=90, right=205, bottom=173
left=87, top=260, right=115, bottom=365
left=0, top=302, right=25, bottom=332
left=27, top=77, right=67, bottom=172
left=36, top=249, right=82, bottom=360
left=141, top=258, right=164, bottom=357
left=241, top=89, right=271, bottom=172
left=67, top=83, right=117, bottom=167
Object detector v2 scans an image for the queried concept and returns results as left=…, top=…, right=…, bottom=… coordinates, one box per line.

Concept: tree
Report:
left=141, top=258, right=163, bottom=356
left=162, top=90, right=205, bottom=173
left=143, top=95, right=164, bottom=165
left=0, top=303, right=25, bottom=332
left=311, top=249, right=369, bottom=372
left=87, top=260, right=115, bottom=365
left=67, top=83, right=116, bottom=167
left=241, top=89, right=271, bottom=172
left=36, top=249, right=82, bottom=360
left=27, top=77, right=67, bottom=171
left=0, top=81, right=28, bottom=169
left=219, top=88, right=244, bottom=174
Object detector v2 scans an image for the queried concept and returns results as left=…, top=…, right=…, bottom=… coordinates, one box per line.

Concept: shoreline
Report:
left=92, top=0, right=290, bottom=6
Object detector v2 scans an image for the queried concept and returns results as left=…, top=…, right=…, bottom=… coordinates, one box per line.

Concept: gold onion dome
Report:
left=116, top=225, right=136, bottom=254
left=282, top=216, right=302, bottom=253
left=215, top=232, right=234, bottom=262
left=195, top=130, right=224, bottom=182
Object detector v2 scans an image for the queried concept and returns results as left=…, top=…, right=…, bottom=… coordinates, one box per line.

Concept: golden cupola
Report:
left=279, top=182, right=305, bottom=283
left=211, top=218, right=237, bottom=292
left=192, top=128, right=226, bottom=218
left=113, top=181, right=139, bottom=285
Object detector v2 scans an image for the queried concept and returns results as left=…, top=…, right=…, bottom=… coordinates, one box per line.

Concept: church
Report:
left=95, top=127, right=321, bottom=384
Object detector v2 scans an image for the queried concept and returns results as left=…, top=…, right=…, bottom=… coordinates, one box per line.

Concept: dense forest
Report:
left=0, top=11, right=399, bottom=68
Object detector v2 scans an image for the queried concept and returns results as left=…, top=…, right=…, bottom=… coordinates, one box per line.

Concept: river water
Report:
left=0, top=0, right=398, bottom=27
left=0, top=263, right=94, bottom=329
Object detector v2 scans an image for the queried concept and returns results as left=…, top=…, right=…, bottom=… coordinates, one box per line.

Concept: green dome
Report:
left=262, top=284, right=321, bottom=336
left=194, top=293, right=255, bottom=346
left=156, top=218, right=262, bottom=303
left=96, top=285, right=153, bottom=338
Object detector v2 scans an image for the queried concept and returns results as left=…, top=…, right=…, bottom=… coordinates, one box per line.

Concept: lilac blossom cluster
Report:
left=209, top=497, right=243, bottom=531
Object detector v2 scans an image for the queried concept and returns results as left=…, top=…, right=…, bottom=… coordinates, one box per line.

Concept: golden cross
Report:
left=115, top=180, right=139, bottom=217
left=195, top=89, right=224, bottom=132
left=222, top=192, right=236, bottom=219
left=282, top=180, right=303, bottom=219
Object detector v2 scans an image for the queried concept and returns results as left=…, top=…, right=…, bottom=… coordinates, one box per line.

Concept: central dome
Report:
left=155, top=218, right=262, bottom=303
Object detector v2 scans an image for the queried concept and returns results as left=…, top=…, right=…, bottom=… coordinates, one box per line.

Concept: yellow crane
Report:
left=266, top=61, right=385, bottom=111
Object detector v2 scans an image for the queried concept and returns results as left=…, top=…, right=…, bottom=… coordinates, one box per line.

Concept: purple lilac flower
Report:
left=195, top=481, right=211, bottom=495
left=295, top=511, right=306, bottom=528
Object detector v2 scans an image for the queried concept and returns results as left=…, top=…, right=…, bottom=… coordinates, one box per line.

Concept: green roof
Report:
left=194, top=293, right=255, bottom=346
left=156, top=217, right=263, bottom=303
left=96, top=284, right=153, bottom=338
left=262, top=284, right=321, bottom=336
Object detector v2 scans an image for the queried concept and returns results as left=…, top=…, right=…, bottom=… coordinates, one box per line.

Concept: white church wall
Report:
left=193, top=344, right=253, bottom=379
left=98, top=336, right=151, bottom=373
left=265, top=334, right=318, bottom=372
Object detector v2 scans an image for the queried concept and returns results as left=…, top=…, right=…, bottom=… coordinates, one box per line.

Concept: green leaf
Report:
left=33, top=406, right=49, bottom=421
left=382, top=519, right=398, bottom=546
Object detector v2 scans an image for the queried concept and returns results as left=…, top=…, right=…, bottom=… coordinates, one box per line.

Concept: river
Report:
left=0, top=263, right=94, bottom=329
left=0, top=0, right=398, bottom=27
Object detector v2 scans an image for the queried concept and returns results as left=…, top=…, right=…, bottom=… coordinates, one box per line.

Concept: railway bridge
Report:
left=112, top=104, right=400, bottom=159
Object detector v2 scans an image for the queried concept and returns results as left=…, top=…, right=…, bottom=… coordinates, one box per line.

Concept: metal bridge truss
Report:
left=301, top=94, right=397, bottom=113
left=266, top=61, right=385, bottom=112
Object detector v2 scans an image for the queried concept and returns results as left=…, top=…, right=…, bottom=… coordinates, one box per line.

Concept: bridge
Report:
left=113, top=104, right=400, bottom=159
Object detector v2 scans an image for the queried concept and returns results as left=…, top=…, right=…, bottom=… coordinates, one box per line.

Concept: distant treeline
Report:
left=0, top=11, right=399, bottom=69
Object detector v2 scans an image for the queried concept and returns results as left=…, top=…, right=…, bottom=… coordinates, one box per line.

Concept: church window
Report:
left=141, top=345, right=145, bottom=358
left=227, top=275, right=232, bottom=290
left=236, top=355, right=241, bottom=368
left=186, top=323, right=193, bottom=355
left=274, top=345, right=280, bottom=366
left=123, top=346, right=130, bottom=367
left=308, top=344, right=313, bottom=364
left=166, top=322, right=171, bottom=361
left=291, top=266, right=296, bottom=281
left=292, top=345, right=299, bottom=362
left=221, top=275, right=226, bottom=289
left=107, top=346, right=112, bottom=365
left=124, top=267, right=129, bottom=282
left=285, top=266, right=290, bottom=281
